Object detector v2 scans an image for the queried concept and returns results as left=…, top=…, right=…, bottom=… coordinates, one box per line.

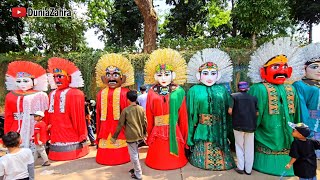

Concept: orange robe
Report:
left=47, top=88, right=89, bottom=161
left=96, top=87, right=130, bottom=165
left=145, top=85, right=188, bottom=170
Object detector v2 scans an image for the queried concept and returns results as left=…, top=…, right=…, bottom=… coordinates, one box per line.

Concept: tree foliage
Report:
left=87, top=0, right=143, bottom=52
left=290, top=0, right=320, bottom=42
left=25, top=0, right=87, bottom=54
left=0, top=0, right=26, bottom=53
left=162, top=0, right=208, bottom=38
left=233, top=0, right=292, bottom=47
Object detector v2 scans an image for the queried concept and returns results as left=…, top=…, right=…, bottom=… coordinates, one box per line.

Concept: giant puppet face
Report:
left=305, top=61, right=320, bottom=81
left=101, top=66, right=126, bottom=89
left=260, top=55, right=292, bottom=84
left=15, top=72, right=34, bottom=91
left=154, top=64, right=176, bottom=87
left=196, top=62, right=221, bottom=86
left=53, top=68, right=71, bottom=90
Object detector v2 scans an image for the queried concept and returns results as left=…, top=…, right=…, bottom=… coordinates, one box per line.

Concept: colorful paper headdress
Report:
left=187, top=48, right=233, bottom=84
left=47, top=57, right=84, bottom=89
left=144, top=48, right=187, bottom=85
left=300, top=43, right=320, bottom=66
left=95, top=53, right=134, bottom=88
left=5, top=61, right=48, bottom=91
left=247, top=37, right=304, bottom=83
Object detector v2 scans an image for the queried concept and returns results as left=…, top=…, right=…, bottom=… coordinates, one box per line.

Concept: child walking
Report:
left=0, top=131, right=35, bottom=180
left=286, top=122, right=320, bottom=180
left=111, top=90, right=147, bottom=180
left=32, top=111, right=50, bottom=166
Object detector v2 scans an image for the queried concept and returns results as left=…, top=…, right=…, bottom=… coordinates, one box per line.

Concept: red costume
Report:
left=4, top=61, right=49, bottom=148
left=47, top=57, right=89, bottom=161
left=95, top=53, right=135, bottom=165
left=144, top=49, right=189, bottom=170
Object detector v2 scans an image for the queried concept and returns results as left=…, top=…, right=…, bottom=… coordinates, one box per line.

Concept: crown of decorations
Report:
left=16, top=72, right=34, bottom=78
left=198, top=62, right=218, bottom=72
left=187, top=48, right=233, bottom=84
left=263, top=54, right=288, bottom=67
left=155, top=64, right=173, bottom=72
left=53, top=68, right=68, bottom=76
left=106, top=66, right=122, bottom=76
left=5, top=61, right=48, bottom=91
left=47, top=57, right=84, bottom=89
left=301, top=43, right=320, bottom=66
left=96, top=53, right=134, bottom=88
left=144, top=48, right=187, bottom=85
left=247, top=37, right=304, bottom=83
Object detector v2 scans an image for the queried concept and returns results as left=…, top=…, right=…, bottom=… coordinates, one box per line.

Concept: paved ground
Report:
left=34, top=146, right=320, bottom=180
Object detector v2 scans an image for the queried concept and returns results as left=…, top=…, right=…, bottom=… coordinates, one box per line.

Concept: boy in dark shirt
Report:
left=111, top=90, right=147, bottom=180
left=286, top=122, right=320, bottom=180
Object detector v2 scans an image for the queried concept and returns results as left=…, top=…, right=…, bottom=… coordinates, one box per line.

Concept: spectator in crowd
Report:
left=229, top=81, right=258, bottom=175
left=137, top=85, right=148, bottom=110
left=286, top=122, right=320, bottom=180
left=85, top=99, right=96, bottom=146
left=111, top=90, right=147, bottom=180
left=0, top=131, right=34, bottom=180
left=32, top=111, right=50, bottom=166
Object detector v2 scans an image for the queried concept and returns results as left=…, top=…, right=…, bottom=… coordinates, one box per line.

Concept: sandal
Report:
left=130, top=173, right=141, bottom=180
left=42, top=161, right=51, bottom=166
left=129, top=168, right=134, bottom=174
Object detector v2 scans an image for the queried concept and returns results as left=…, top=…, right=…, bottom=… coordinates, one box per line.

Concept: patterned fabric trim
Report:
left=189, top=141, right=234, bottom=170
left=98, top=134, right=127, bottom=149
left=48, top=90, right=56, bottom=113
left=154, top=114, right=169, bottom=126
left=48, top=88, right=70, bottom=113
left=263, top=83, right=295, bottom=114
left=263, top=83, right=279, bottom=114
left=255, top=144, right=289, bottom=155
left=199, top=114, right=220, bottom=125
left=284, top=84, right=295, bottom=114
left=101, top=87, right=121, bottom=121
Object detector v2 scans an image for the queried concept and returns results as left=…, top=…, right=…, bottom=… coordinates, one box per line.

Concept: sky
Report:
left=73, top=2, right=320, bottom=50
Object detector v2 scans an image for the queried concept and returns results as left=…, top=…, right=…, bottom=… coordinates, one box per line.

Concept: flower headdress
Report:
left=300, top=43, right=320, bottom=66
left=247, top=37, right=304, bottom=83
left=47, top=57, right=84, bottom=89
left=95, top=53, right=134, bottom=88
left=5, top=61, right=48, bottom=91
left=187, top=48, right=233, bottom=84
left=144, top=48, right=187, bottom=85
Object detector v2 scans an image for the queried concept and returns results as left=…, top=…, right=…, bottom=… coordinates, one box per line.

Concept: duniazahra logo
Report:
left=27, top=7, right=72, bottom=17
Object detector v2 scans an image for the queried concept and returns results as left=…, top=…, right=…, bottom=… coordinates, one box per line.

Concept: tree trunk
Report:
left=309, top=22, right=312, bottom=43
left=15, top=28, right=24, bottom=49
left=231, top=0, right=237, bottom=37
left=252, top=33, right=256, bottom=49
left=134, top=0, right=158, bottom=53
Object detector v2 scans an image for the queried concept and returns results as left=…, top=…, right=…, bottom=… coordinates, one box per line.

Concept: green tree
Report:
left=25, top=0, right=87, bottom=54
left=290, top=0, right=320, bottom=43
left=0, top=0, right=26, bottom=53
left=207, top=0, right=232, bottom=38
left=87, top=0, right=143, bottom=52
left=233, top=0, right=292, bottom=48
left=162, top=0, right=208, bottom=38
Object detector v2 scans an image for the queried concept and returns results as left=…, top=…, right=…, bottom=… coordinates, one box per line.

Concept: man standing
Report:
left=229, top=81, right=258, bottom=175
left=137, top=85, right=147, bottom=110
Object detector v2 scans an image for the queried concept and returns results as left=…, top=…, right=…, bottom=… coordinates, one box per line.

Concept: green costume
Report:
left=248, top=83, right=301, bottom=176
left=187, top=84, right=235, bottom=170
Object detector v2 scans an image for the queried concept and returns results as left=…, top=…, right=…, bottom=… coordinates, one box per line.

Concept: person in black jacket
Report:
left=228, top=81, right=258, bottom=175
left=286, top=122, right=320, bottom=180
